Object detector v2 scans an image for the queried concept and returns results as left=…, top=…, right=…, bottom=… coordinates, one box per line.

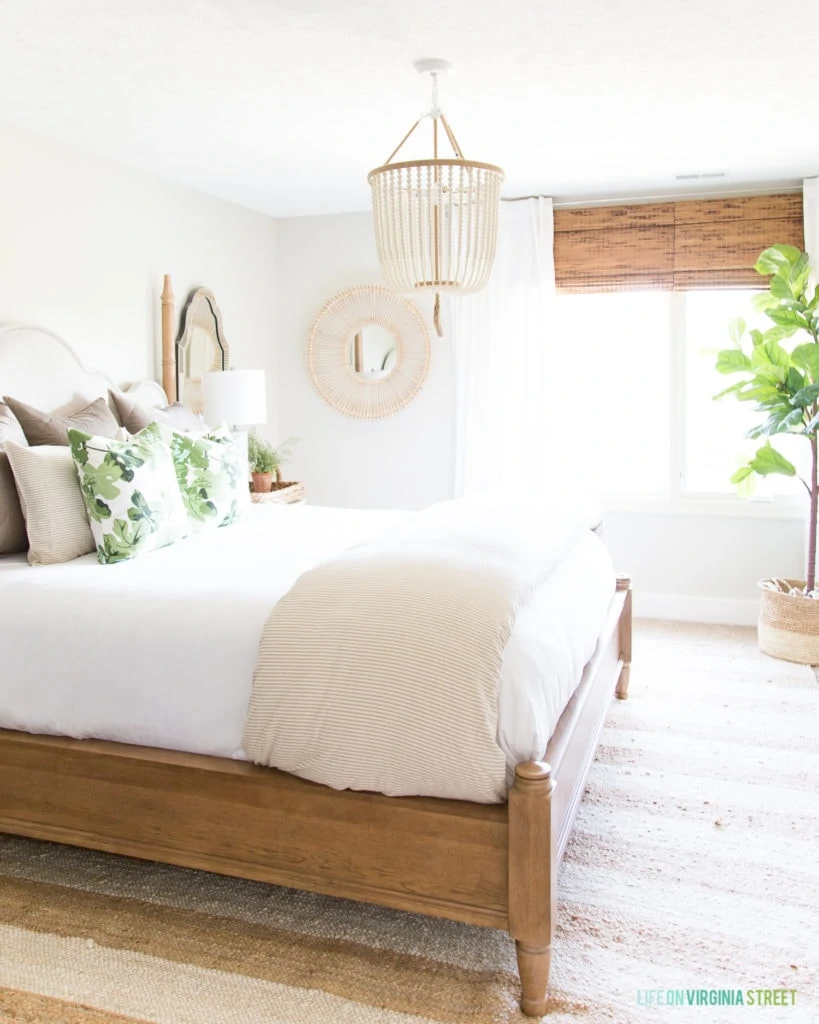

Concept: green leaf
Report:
left=786, top=366, right=806, bottom=394
left=715, top=348, right=752, bottom=374
left=748, top=442, right=797, bottom=477
left=765, top=340, right=791, bottom=369
left=766, top=305, right=810, bottom=329
left=746, top=408, right=805, bottom=438
left=750, top=341, right=791, bottom=383
left=770, top=274, right=796, bottom=300
left=791, top=383, right=819, bottom=408
left=791, top=344, right=819, bottom=381
left=751, top=292, right=780, bottom=314
left=728, top=317, right=745, bottom=346
left=762, top=323, right=799, bottom=344
left=127, top=491, right=159, bottom=528
left=756, top=396, right=794, bottom=412
left=730, top=465, right=754, bottom=484
left=754, top=244, right=802, bottom=276
left=735, top=383, right=784, bottom=403
left=789, top=251, right=811, bottom=298
left=713, top=381, right=745, bottom=400
left=806, top=410, right=819, bottom=433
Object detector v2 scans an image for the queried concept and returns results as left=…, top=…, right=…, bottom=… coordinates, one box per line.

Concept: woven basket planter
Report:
left=758, top=579, right=819, bottom=664
left=249, top=481, right=304, bottom=505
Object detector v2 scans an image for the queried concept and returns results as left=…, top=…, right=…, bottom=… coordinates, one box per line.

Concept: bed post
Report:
left=508, top=760, right=554, bottom=1017
left=615, top=574, right=632, bottom=700
left=161, top=274, right=176, bottom=403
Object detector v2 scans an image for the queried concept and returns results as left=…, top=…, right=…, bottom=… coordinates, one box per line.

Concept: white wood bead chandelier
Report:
left=368, top=59, right=504, bottom=334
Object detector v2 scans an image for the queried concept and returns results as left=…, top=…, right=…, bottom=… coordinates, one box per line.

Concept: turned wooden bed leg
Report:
left=509, top=761, right=554, bottom=1017
left=615, top=575, right=632, bottom=700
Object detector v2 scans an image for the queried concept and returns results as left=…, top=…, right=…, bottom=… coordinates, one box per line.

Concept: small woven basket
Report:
left=249, top=481, right=304, bottom=505
left=758, top=579, right=819, bottom=664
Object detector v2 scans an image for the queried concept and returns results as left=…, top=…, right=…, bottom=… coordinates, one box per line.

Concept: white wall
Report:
left=275, top=210, right=807, bottom=623
left=0, top=122, right=278, bottom=436
left=1, top=124, right=802, bottom=625
left=275, top=213, right=454, bottom=510
left=605, top=509, right=805, bottom=622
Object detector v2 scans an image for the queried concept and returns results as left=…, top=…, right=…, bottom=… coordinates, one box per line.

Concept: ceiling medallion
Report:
left=368, top=59, right=504, bottom=335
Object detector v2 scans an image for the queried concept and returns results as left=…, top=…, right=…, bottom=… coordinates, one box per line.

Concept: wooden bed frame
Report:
left=0, top=304, right=633, bottom=1017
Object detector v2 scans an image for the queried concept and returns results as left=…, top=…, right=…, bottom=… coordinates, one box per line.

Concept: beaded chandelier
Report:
left=368, top=59, right=504, bottom=335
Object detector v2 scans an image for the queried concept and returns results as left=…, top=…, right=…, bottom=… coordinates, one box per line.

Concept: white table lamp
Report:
left=202, top=369, right=267, bottom=428
left=202, top=370, right=267, bottom=482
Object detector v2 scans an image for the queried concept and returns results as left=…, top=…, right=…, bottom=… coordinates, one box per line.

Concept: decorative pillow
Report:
left=109, top=389, right=204, bottom=434
left=3, top=395, right=120, bottom=447
left=4, top=441, right=96, bottom=565
left=0, top=403, right=29, bottom=555
left=143, top=422, right=247, bottom=531
left=68, top=427, right=190, bottom=564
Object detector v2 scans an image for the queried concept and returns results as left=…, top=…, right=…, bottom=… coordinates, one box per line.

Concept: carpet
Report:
left=0, top=621, right=817, bottom=1024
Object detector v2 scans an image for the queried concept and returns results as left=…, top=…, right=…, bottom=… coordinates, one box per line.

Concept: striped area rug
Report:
left=0, top=621, right=817, bottom=1024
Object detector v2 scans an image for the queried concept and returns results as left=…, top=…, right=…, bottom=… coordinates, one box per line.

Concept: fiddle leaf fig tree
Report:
left=714, top=245, right=819, bottom=592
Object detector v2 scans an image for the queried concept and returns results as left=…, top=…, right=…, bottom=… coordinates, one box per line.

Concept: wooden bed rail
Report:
left=0, top=578, right=632, bottom=1017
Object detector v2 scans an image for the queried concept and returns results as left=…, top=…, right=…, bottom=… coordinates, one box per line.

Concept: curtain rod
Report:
left=503, top=181, right=803, bottom=209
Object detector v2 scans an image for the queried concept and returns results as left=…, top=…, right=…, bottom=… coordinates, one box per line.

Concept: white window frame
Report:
left=602, top=291, right=807, bottom=521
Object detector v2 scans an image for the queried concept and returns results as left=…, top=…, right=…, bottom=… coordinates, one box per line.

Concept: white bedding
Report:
left=0, top=503, right=615, bottom=774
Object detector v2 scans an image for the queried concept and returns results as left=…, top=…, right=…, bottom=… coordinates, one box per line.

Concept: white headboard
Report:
left=0, top=324, right=168, bottom=415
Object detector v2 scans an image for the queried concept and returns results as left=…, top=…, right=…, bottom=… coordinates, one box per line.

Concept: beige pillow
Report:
left=0, top=403, right=29, bottom=555
left=109, top=389, right=204, bottom=434
left=3, top=395, right=119, bottom=447
left=5, top=441, right=95, bottom=565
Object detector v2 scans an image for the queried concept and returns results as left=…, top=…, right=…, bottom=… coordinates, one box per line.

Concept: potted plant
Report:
left=715, top=244, right=819, bottom=663
left=247, top=434, right=299, bottom=493
left=247, top=433, right=276, bottom=493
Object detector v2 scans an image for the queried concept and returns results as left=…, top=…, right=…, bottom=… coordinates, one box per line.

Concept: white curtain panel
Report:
left=449, top=197, right=555, bottom=497
left=804, top=177, right=819, bottom=288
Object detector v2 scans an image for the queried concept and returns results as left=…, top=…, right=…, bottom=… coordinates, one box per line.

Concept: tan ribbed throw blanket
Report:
left=243, top=497, right=600, bottom=803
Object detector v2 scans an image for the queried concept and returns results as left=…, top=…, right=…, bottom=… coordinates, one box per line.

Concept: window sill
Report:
left=602, top=496, right=807, bottom=520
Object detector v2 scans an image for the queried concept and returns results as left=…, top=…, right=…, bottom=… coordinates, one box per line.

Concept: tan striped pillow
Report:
left=4, top=441, right=95, bottom=565
left=0, top=402, right=28, bottom=555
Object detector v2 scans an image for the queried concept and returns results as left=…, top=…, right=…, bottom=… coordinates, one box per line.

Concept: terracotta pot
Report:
left=758, top=579, right=819, bottom=664
left=251, top=472, right=273, bottom=494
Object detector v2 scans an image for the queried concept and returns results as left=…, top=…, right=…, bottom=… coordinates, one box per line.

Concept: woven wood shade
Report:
left=555, top=193, right=804, bottom=292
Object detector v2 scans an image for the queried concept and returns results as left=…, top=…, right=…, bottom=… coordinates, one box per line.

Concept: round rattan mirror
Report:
left=307, top=286, right=430, bottom=419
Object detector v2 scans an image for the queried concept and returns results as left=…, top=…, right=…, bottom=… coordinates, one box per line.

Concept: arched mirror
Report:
left=308, top=286, right=430, bottom=419
left=176, top=288, right=230, bottom=413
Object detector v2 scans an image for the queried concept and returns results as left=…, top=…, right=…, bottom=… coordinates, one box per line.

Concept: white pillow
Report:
left=5, top=441, right=95, bottom=565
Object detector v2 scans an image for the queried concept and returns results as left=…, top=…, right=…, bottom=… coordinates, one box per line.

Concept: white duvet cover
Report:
left=0, top=503, right=615, bottom=774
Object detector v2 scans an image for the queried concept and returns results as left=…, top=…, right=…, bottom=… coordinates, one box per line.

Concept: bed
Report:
left=0, top=313, right=632, bottom=1017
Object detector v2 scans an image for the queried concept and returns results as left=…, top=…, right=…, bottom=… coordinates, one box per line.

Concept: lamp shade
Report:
left=202, top=370, right=267, bottom=427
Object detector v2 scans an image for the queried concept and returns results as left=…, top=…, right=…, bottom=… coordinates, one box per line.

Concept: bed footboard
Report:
left=0, top=578, right=631, bottom=1017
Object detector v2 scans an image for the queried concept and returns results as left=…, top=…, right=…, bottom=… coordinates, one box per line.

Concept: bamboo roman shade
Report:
left=554, top=193, right=804, bottom=291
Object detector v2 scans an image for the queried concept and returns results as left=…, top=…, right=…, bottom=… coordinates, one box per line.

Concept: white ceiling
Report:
left=0, top=0, right=817, bottom=218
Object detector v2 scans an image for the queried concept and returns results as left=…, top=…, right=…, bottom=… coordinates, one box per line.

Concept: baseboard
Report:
left=635, top=592, right=758, bottom=626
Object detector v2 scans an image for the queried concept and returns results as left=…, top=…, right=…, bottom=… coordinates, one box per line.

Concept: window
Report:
left=550, top=192, right=806, bottom=509
left=683, top=290, right=804, bottom=497
left=552, top=288, right=806, bottom=506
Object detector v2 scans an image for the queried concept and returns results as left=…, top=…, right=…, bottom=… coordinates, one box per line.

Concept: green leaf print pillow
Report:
left=68, top=426, right=190, bottom=564
left=144, top=422, right=248, bottom=532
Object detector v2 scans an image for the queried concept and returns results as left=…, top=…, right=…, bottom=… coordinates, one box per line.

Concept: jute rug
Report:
left=1, top=621, right=817, bottom=1024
